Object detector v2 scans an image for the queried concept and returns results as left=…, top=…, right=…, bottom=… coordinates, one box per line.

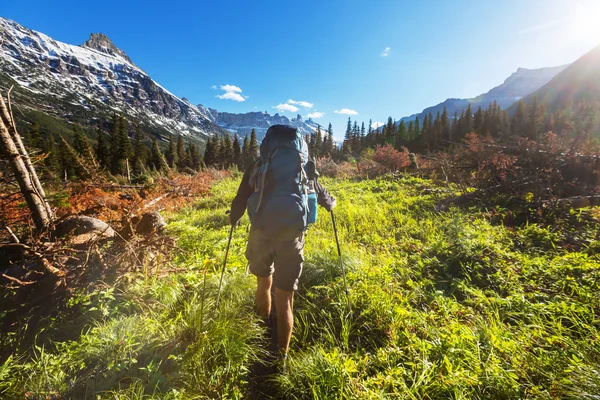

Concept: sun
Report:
left=573, top=1, right=600, bottom=42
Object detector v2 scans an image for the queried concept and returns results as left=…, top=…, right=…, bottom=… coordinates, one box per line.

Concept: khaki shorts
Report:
left=245, top=228, right=304, bottom=291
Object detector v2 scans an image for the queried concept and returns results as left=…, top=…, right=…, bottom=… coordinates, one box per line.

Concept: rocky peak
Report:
left=81, top=33, right=132, bottom=63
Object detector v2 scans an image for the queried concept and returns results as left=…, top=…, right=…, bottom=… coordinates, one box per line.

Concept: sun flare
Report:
left=573, top=2, right=600, bottom=42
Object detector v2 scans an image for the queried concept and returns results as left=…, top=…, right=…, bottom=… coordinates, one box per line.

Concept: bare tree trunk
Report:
left=0, top=90, right=53, bottom=230
left=2, top=92, right=54, bottom=219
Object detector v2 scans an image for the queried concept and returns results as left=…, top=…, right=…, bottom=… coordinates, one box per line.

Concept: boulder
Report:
left=52, top=216, right=115, bottom=244
left=134, top=212, right=166, bottom=235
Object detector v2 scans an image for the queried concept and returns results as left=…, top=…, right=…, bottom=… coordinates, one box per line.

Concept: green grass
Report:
left=1, top=174, right=599, bottom=399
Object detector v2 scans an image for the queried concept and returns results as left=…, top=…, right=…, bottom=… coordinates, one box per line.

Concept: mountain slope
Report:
left=0, top=17, right=224, bottom=143
left=400, top=65, right=568, bottom=123
left=515, top=45, right=600, bottom=113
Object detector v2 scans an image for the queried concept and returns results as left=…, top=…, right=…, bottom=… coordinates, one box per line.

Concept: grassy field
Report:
left=1, top=174, right=599, bottom=399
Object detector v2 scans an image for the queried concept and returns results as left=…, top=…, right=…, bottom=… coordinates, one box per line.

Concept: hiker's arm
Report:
left=315, top=180, right=336, bottom=211
left=230, top=166, right=253, bottom=225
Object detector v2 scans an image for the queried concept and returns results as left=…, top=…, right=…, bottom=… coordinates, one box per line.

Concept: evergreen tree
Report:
left=26, top=122, right=42, bottom=149
left=132, top=125, right=147, bottom=175
left=95, top=127, right=109, bottom=169
left=241, top=134, right=250, bottom=168
left=407, top=121, right=415, bottom=142
left=323, top=123, right=334, bottom=156
left=464, top=104, right=473, bottom=135
left=221, top=133, right=234, bottom=169
left=249, top=129, right=259, bottom=160
left=233, top=134, right=242, bottom=169
left=43, top=134, right=60, bottom=175
left=527, top=96, right=543, bottom=139
left=188, top=143, right=201, bottom=171
left=441, top=107, right=451, bottom=142
left=150, top=137, right=170, bottom=173
left=176, top=134, right=188, bottom=170
left=414, top=116, right=420, bottom=138
left=396, top=120, right=407, bottom=149
left=386, top=117, right=394, bottom=142
left=203, top=136, right=215, bottom=167
left=165, top=135, right=178, bottom=168
left=511, top=100, right=527, bottom=138
left=72, top=124, right=97, bottom=167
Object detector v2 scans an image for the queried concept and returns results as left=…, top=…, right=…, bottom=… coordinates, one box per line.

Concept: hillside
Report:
left=516, top=45, right=600, bottom=113
left=1, top=175, right=599, bottom=398
left=0, top=17, right=225, bottom=144
left=399, top=65, right=567, bottom=123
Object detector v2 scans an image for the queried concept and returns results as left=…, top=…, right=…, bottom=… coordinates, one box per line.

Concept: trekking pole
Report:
left=216, top=222, right=234, bottom=309
left=330, top=210, right=352, bottom=313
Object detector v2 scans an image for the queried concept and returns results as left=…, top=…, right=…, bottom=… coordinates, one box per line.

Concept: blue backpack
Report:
left=247, top=125, right=311, bottom=240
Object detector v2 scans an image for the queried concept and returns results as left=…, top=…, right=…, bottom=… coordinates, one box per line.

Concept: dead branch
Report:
left=1, top=273, right=35, bottom=286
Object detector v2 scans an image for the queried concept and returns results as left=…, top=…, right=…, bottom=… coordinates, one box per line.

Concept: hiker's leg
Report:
left=256, top=275, right=272, bottom=319
left=274, top=287, right=294, bottom=353
left=246, top=228, right=275, bottom=318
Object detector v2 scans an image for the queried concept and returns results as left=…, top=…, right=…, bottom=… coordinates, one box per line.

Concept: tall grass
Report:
left=1, top=174, right=599, bottom=399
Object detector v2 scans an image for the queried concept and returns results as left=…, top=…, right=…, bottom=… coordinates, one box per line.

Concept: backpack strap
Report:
left=255, top=148, right=279, bottom=213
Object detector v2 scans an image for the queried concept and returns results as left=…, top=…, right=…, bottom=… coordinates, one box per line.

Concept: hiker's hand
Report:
left=327, top=198, right=337, bottom=212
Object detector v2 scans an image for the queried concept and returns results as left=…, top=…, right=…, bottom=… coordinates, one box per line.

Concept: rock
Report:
left=52, top=216, right=115, bottom=244
left=135, top=212, right=166, bottom=235
left=119, top=212, right=166, bottom=239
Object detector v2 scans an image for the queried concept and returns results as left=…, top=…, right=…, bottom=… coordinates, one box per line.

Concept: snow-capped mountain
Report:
left=199, top=107, right=322, bottom=140
left=399, top=65, right=568, bottom=123
left=0, top=17, right=223, bottom=141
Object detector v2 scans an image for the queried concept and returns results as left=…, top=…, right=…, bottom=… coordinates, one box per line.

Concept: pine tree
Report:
left=72, top=124, right=97, bottom=167
left=165, top=135, right=177, bottom=168
left=396, top=120, right=407, bottom=149
left=414, top=116, right=420, bottom=138
left=176, top=134, right=188, bottom=170
left=249, top=129, right=259, bottom=160
left=511, top=100, right=527, bottom=138
left=95, top=124, right=109, bottom=169
left=188, top=143, right=201, bottom=171
left=233, top=134, right=242, bottom=169
left=241, top=134, right=250, bottom=168
left=59, top=136, right=90, bottom=179
left=407, top=121, right=415, bottom=142
left=132, top=125, right=147, bottom=175
left=43, top=134, right=60, bottom=175
left=527, top=96, right=543, bottom=139
left=464, top=104, right=473, bottom=135
left=221, top=133, right=234, bottom=169
left=441, top=107, right=450, bottom=142
left=26, top=122, right=42, bottom=149
left=150, top=137, right=170, bottom=173
left=203, top=136, right=215, bottom=167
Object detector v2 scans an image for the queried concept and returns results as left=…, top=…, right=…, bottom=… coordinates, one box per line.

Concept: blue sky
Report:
left=2, top=0, right=600, bottom=138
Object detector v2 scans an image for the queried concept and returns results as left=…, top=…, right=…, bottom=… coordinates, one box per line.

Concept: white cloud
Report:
left=210, top=85, right=217, bottom=90
left=216, top=84, right=246, bottom=102
left=217, top=92, right=246, bottom=102
left=381, top=47, right=391, bottom=57
left=288, top=99, right=314, bottom=109
left=306, top=112, right=324, bottom=119
left=372, top=121, right=384, bottom=129
left=273, top=103, right=299, bottom=113
left=334, top=108, right=358, bottom=115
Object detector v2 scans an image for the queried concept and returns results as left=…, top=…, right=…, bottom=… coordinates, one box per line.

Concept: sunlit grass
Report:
left=1, top=173, right=599, bottom=399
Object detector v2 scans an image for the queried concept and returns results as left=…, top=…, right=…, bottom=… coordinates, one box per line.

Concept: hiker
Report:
left=229, top=124, right=336, bottom=370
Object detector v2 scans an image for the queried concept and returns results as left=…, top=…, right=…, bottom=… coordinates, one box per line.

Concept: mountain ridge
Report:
left=0, top=16, right=224, bottom=144
left=398, top=64, right=568, bottom=124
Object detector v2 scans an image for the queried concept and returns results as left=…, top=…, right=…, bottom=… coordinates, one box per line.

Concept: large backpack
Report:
left=247, top=125, right=310, bottom=240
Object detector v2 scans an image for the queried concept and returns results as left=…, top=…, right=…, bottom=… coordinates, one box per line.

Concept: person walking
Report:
left=229, top=124, right=336, bottom=371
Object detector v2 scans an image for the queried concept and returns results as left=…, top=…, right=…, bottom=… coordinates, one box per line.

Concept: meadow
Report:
left=1, top=174, right=599, bottom=399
